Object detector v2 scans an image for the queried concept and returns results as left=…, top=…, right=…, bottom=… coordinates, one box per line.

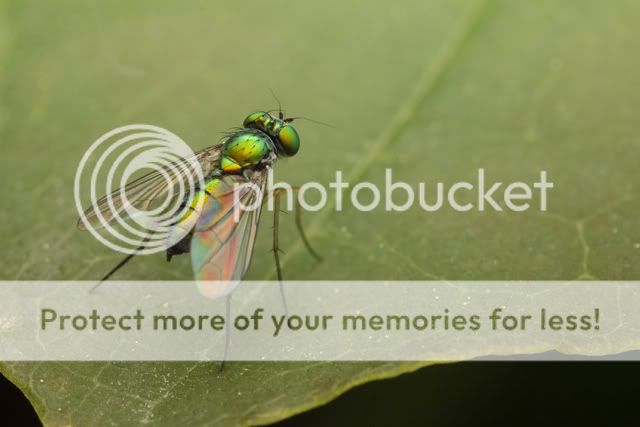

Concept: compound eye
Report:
left=243, top=112, right=266, bottom=129
left=278, top=125, right=300, bottom=156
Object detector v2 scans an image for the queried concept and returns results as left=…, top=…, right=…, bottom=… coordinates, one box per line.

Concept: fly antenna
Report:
left=268, top=88, right=284, bottom=120
left=284, top=116, right=337, bottom=129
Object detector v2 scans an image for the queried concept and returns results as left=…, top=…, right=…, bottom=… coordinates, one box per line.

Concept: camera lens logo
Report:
left=74, top=124, right=205, bottom=255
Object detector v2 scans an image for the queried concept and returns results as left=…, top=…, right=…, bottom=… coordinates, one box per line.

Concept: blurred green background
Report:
left=1, top=0, right=639, bottom=425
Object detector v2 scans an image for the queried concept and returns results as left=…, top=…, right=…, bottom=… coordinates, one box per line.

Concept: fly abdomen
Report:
left=165, top=175, right=242, bottom=260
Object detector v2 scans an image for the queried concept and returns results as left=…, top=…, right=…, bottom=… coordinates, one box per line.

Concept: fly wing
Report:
left=190, top=169, right=268, bottom=298
left=77, top=144, right=222, bottom=230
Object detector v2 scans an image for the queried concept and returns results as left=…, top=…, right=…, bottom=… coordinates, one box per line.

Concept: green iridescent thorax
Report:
left=220, top=129, right=273, bottom=173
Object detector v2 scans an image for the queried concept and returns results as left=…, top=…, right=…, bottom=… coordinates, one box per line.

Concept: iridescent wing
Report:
left=77, top=144, right=222, bottom=230
left=190, top=169, right=269, bottom=298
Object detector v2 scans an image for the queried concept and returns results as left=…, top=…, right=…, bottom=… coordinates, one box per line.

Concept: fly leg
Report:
left=90, top=235, right=153, bottom=293
left=90, top=253, right=136, bottom=292
left=219, top=293, right=232, bottom=372
left=290, top=187, right=322, bottom=262
left=267, top=187, right=323, bottom=317
left=263, top=187, right=322, bottom=262
left=272, top=190, right=288, bottom=317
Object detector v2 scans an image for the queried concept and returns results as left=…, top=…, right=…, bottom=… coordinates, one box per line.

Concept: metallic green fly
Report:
left=77, top=110, right=321, bottom=298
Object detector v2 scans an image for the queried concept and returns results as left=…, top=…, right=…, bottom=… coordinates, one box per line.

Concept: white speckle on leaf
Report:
left=0, top=316, right=17, bottom=330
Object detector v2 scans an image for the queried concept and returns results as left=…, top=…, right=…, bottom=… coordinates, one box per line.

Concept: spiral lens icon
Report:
left=74, top=124, right=205, bottom=255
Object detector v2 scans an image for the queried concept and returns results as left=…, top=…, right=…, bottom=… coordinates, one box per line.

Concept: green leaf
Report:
left=2, top=0, right=640, bottom=425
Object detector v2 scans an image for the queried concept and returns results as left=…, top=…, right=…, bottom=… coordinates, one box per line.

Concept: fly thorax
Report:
left=220, top=131, right=272, bottom=173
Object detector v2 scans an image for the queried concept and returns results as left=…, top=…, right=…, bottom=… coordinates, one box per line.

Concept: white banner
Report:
left=1, top=281, right=639, bottom=361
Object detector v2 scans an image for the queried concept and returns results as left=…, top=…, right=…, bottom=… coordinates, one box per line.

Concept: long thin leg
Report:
left=272, top=191, right=282, bottom=281
left=272, top=191, right=289, bottom=317
left=265, top=187, right=322, bottom=262
left=89, top=236, right=152, bottom=293
left=293, top=193, right=322, bottom=262
left=89, top=253, right=136, bottom=293
left=219, top=293, right=232, bottom=372
left=263, top=187, right=321, bottom=317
